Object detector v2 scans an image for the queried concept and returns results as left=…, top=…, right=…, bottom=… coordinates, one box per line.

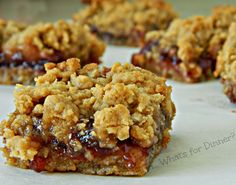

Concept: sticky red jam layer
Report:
left=29, top=117, right=149, bottom=172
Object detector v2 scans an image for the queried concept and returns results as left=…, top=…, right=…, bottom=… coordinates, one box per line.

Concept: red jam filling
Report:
left=29, top=118, right=149, bottom=172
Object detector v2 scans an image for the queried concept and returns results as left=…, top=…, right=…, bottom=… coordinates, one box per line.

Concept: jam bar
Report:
left=0, top=58, right=175, bottom=176
left=132, top=16, right=217, bottom=83
left=215, top=23, right=236, bottom=103
left=0, top=20, right=105, bottom=85
left=74, top=0, right=177, bottom=46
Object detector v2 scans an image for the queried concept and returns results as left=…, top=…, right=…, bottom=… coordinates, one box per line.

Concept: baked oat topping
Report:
left=215, top=23, right=236, bottom=82
left=0, top=20, right=105, bottom=85
left=215, top=22, right=236, bottom=103
left=0, top=58, right=175, bottom=175
left=145, top=16, right=214, bottom=63
left=209, top=5, right=236, bottom=58
left=212, top=5, right=236, bottom=30
left=132, top=16, right=217, bottom=83
left=0, top=19, right=27, bottom=49
left=80, top=0, right=123, bottom=4
left=2, top=20, right=105, bottom=65
left=74, top=0, right=177, bottom=46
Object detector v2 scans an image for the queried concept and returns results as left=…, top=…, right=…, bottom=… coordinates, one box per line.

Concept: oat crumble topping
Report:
left=132, top=16, right=218, bottom=83
left=209, top=5, right=236, bottom=58
left=145, top=16, right=214, bottom=64
left=2, top=20, right=105, bottom=65
left=215, top=22, right=236, bottom=82
left=0, top=19, right=27, bottom=49
left=74, top=0, right=177, bottom=46
left=214, top=22, right=236, bottom=103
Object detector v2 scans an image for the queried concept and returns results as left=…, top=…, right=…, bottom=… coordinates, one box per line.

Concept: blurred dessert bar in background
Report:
left=0, top=20, right=105, bottom=85
left=132, top=16, right=217, bottom=83
left=74, top=0, right=177, bottom=46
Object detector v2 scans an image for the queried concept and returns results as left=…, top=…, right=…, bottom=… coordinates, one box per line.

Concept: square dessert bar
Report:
left=215, top=23, right=236, bottom=103
left=0, top=20, right=105, bottom=85
left=0, top=58, right=175, bottom=176
left=132, top=16, right=217, bottom=83
left=74, top=0, right=177, bottom=46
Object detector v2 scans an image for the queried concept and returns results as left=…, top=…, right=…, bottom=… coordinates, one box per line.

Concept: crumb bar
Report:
left=74, top=0, right=177, bottom=46
left=132, top=16, right=217, bottom=83
left=0, top=58, right=175, bottom=176
left=215, top=23, right=236, bottom=103
left=0, top=20, right=105, bottom=85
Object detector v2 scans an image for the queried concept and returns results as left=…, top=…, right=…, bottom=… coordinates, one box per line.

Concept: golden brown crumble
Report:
left=74, top=0, right=177, bottom=46
left=212, top=5, right=236, bottom=30
left=0, top=58, right=175, bottom=175
left=209, top=5, right=236, bottom=58
left=214, top=21, right=236, bottom=103
left=0, top=67, right=44, bottom=85
left=80, top=0, right=123, bottom=4
left=215, top=22, right=236, bottom=83
left=0, top=19, right=27, bottom=48
left=132, top=16, right=216, bottom=83
left=2, top=20, right=105, bottom=65
left=94, top=104, right=134, bottom=148
left=132, top=6, right=236, bottom=83
left=146, top=16, right=213, bottom=64
left=1, top=58, right=175, bottom=156
left=3, top=128, right=40, bottom=161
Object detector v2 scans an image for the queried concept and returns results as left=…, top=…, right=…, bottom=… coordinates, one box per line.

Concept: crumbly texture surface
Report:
left=209, top=5, right=236, bottom=59
left=74, top=0, right=177, bottom=46
left=0, top=67, right=44, bottom=85
left=212, top=5, right=236, bottom=30
left=3, top=20, right=105, bottom=65
left=0, top=20, right=105, bottom=85
left=215, top=23, right=236, bottom=103
left=132, top=16, right=217, bottom=83
left=0, top=58, right=175, bottom=176
left=0, top=19, right=27, bottom=50
left=80, top=0, right=117, bottom=4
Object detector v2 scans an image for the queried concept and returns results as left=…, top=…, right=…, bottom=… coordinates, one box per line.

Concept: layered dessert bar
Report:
left=215, top=23, right=236, bottom=103
left=0, top=58, right=175, bottom=176
left=132, top=16, right=217, bottom=83
left=0, top=20, right=105, bottom=85
left=74, top=0, right=177, bottom=46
